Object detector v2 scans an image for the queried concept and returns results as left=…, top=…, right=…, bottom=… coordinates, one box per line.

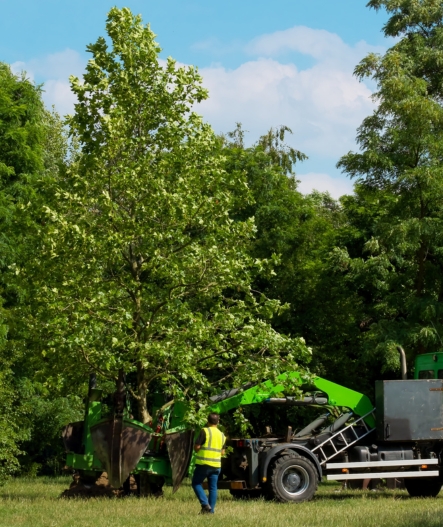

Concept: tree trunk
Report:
left=136, top=361, right=151, bottom=424
left=416, top=240, right=426, bottom=299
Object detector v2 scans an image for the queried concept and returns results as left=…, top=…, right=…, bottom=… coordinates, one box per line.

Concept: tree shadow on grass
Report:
left=316, top=490, right=416, bottom=502
left=401, top=516, right=443, bottom=527
left=0, top=494, right=52, bottom=501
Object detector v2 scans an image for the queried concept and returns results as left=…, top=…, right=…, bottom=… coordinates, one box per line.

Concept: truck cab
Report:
left=414, top=352, right=443, bottom=380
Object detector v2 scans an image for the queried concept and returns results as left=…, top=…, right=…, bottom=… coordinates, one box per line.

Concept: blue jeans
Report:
left=192, top=464, right=221, bottom=513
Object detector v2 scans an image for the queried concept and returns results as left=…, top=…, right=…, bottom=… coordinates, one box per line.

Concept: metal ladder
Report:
left=311, top=409, right=376, bottom=466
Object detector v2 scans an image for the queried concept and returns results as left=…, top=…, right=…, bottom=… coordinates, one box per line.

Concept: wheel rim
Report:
left=280, top=465, right=310, bottom=496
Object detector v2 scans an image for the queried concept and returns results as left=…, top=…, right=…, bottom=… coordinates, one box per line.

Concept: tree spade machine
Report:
left=63, top=350, right=443, bottom=502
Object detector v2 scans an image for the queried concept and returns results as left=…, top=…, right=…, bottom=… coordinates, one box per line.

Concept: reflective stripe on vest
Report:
left=195, top=427, right=225, bottom=468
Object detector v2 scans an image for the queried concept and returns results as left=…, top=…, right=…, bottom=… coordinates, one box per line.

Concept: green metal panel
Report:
left=66, top=453, right=103, bottom=471
left=312, top=377, right=375, bottom=427
left=170, top=401, right=188, bottom=428
left=414, top=352, right=443, bottom=379
left=135, top=455, right=172, bottom=483
left=83, top=400, right=102, bottom=455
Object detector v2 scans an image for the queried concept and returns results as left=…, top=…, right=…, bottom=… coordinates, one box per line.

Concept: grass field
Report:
left=1, top=477, right=443, bottom=527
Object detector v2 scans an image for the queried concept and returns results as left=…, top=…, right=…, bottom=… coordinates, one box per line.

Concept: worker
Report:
left=192, top=412, right=226, bottom=514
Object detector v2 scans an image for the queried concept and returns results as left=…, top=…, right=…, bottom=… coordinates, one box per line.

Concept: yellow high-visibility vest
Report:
left=195, top=427, right=226, bottom=468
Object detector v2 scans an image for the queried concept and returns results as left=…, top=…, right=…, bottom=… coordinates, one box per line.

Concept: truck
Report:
left=63, top=348, right=443, bottom=502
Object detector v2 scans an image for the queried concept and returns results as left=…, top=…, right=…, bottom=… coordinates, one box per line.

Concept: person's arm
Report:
left=194, top=429, right=206, bottom=453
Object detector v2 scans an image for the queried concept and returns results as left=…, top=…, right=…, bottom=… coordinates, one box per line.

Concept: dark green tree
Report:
left=337, top=0, right=443, bottom=371
left=0, top=63, right=81, bottom=481
left=222, top=127, right=366, bottom=390
left=0, top=62, right=49, bottom=482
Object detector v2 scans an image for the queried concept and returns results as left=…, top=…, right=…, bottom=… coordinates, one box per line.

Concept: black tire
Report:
left=229, top=489, right=263, bottom=500
left=266, top=452, right=318, bottom=503
left=405, top=478, right=442, bottom=498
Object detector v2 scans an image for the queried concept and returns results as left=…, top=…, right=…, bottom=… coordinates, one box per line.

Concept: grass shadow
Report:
left=316, top=490, right=412, bottom=502
left=0, top=493, right=55, bottom=502
left=401, top=517, right=443, bottom=527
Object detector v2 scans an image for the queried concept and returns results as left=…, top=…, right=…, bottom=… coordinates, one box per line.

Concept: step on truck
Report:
left=63, top=349, right=443, bottom=502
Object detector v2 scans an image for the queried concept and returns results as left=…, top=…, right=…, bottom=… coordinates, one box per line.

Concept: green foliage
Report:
left=17, top=385, right=83, bottom=476
left=221, top=127, right=363, bottom=387
left=31, top=8, right=310, bottom=423
left=0, top=63, right=49, bottom=484
left=12, top=2, right=443, bottom=472
left=0, top=63, right=75, bottom=481
left=336, top=0, right=443, bottom=370
left=0, top=366, right=26, bottom=485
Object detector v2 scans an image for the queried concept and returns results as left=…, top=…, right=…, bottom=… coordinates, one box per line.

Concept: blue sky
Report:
left=1, top=1, right=391, bottom=197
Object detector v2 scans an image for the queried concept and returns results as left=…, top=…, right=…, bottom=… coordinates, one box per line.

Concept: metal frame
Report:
left=327, top=471, right=439, bottom=480
left=327, top=459, right=438, bottom=470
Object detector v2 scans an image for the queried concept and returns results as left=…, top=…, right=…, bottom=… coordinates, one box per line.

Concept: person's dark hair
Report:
left=208, top=413, right=220, bottom=425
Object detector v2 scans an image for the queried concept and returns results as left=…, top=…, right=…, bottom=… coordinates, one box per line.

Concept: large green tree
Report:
left=0, top=62, right=49, bottom=482
left=0, top=63, right=82, bottom=480
left=33, top=8, right=310, bottom=424
left=336, top=0, right=443, bottom=370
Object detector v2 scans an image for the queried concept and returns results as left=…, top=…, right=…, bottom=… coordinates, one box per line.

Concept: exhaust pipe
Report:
left=397, top=346, right=407, bottom=380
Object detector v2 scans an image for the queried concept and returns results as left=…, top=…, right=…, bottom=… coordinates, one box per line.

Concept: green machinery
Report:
left=64, top=352, right=443, bottom=502
left=63, top=369, right=373, bottom=492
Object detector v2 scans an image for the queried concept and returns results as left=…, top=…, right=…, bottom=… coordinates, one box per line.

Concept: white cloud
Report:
left=246, top=25, right=384, bottom=65
left=11, top=49, right=84, bottom=116
left=297, top=172, right=354, bottom=199
left=199, top=54, right=374, bottom=158
left=41, top=79, right=78, bottom=116
left=194, top=25, right=382, bottom=190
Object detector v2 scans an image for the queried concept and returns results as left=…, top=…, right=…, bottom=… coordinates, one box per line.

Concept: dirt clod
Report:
left=61, top=472, right=137, bottom=498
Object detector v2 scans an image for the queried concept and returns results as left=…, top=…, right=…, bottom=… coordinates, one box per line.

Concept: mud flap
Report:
left=91, top=417, right=151, bottom=488
left=165, top=429, right=195, bottom=493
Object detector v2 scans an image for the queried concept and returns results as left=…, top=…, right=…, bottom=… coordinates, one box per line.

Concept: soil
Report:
left=61, top=472, right=137, bottom=498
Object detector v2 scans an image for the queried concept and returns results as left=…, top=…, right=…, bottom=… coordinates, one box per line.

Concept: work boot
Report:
left=199, top=504, right=212, bottom=514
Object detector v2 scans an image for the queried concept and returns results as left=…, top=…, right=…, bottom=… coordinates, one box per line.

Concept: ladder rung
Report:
left=339, top=432, right=349, bottom=445
left=310, top=408, right=376, bottom=466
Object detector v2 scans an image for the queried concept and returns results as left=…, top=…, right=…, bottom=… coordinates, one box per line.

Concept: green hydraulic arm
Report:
left=208, top=371, right=375, bottom=428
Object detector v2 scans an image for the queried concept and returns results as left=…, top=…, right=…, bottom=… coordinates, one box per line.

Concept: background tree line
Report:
left=1, top=0, right=443, bottom=482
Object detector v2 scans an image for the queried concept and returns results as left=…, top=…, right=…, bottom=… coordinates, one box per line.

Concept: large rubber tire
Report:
left=230, top=489, right=263, bottom=500
left=405, top=478, right=442, bottom=498
left=266, top=453, right=318, bottom=503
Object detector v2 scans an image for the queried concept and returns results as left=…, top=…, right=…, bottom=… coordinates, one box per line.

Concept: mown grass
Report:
left=1, top=477, right=443, bottom=527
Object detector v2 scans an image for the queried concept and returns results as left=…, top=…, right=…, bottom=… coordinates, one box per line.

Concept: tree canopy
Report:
left=336, top=0, right=443, bottom=369
left=31, top=8, right=310, bottom=424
